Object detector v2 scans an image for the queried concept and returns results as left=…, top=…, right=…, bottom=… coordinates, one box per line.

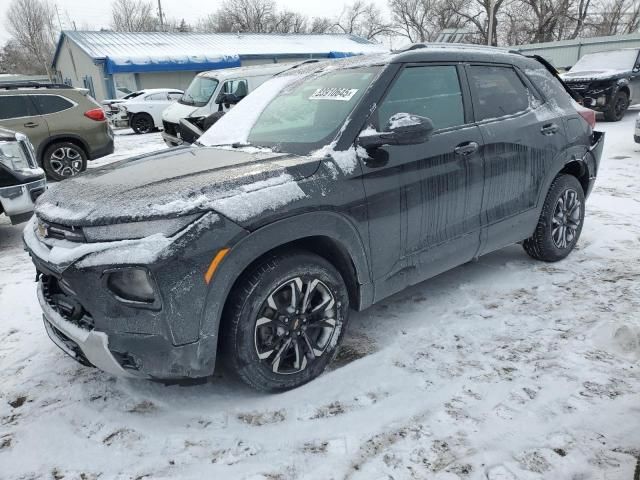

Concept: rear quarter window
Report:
left=32, top=95, right=75, bottom=115
left=468, top=65, right=531, bottom=121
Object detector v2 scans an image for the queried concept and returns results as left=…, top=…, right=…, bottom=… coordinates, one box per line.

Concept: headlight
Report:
left=0, top=140, right=33, bottom=172
left=83, top=214, right=200, bottom=242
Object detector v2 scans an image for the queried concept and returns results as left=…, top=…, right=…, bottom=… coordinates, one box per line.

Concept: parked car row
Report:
left=23, top=45, right=604, bottom=392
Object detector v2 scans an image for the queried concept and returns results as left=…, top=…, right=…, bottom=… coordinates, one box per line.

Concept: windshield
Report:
left=571, top=49, right=639, bottom=72
left=180, top=76, right=219, bottom=107
left=200, top=67, right=380, bottom=155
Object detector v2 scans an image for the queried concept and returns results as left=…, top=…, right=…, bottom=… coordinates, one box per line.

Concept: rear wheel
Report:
left=523, top=174, right=585, bottom=262
left=42, top=142, right=87, bottom=181
left=131, top=113, right=154, bottom=134
left=604, top=90, right=629, bottom=121
left=221, top=251, right=349, bottom=392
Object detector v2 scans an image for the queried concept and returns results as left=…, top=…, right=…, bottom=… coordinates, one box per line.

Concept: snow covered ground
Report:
left=1, top=116, right=639, bottom=480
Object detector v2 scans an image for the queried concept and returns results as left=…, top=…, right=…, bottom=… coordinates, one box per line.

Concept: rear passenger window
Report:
left=32, top=95, right=74, bottom=115
left=145, top=93, right=167, bottom=101
left=0, top=96, right=35, bottom=119
left=378, top=66, right=465, bottom=130
left=468, top=66, right=530, bottom=120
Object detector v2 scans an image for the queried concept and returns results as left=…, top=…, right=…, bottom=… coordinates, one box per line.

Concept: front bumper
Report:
left=161, top=131, right=183, bottom=147
left=38, top=282, right=135, bottom=377
left=0, top=178, right=46, bottom=224
left=24, top=213, right=247, bottom=380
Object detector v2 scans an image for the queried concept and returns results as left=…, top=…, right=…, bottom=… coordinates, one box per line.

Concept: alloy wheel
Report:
left=254, top=277, right=338, bottom=375
left=49, top=147, right=83, bottom=177
left=552, top=188, right=582, bottom=249
left=614, top=96, right=628, bottom=119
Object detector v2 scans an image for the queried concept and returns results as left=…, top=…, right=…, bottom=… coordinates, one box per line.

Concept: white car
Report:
left=112, top=88, right=184, bottom=134
left=161, top=64, right=297, bottom=146
left=635, top=112, right=640, bottom=143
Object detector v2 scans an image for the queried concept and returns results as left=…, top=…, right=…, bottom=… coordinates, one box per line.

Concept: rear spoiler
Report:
left=527, top=54, right=582, bottom=102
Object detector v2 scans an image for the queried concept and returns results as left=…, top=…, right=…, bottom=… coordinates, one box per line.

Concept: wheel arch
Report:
left=198, top=211, right=374, bottom=355
left=558, top=159, right=590, bottom=195
left=37, top=134, right=89, bottom=165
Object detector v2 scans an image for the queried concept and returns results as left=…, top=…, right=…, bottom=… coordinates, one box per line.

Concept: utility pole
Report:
left=157, top=0, right=165, bottom=31
left=55, top=4, right=63, bottom=30
left=487, top=0, right=495, bottom=46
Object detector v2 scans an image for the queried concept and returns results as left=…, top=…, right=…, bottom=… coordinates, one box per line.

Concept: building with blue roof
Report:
left=52, top=30, right=387, bottom=101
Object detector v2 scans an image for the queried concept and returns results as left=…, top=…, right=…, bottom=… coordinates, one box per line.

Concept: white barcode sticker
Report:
left=309, top=88, right=359, bottom=101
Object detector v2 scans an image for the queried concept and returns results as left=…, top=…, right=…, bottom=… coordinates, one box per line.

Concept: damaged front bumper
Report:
left=23, top=213, right=247, bottom=380
left=38, top=281, right=135, bottom=377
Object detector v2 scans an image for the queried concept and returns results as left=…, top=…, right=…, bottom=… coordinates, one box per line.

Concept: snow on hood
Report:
left=561, top=69, right=629, bottom=81
left=35, top=146, right=317, bottom=226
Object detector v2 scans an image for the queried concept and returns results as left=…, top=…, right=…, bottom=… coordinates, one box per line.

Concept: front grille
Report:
left=567, top=82, right=590, bottom=91
left=163, top=120, right=178, bottom=136
left=38, top=218, right=85, bottom=242
left=41, top=274, right=95, bottom=330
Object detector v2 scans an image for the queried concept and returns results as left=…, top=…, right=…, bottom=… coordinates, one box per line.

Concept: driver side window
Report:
left=222, top=79, right=248, bottom=99
left=378, top=65, right=465, bottom=131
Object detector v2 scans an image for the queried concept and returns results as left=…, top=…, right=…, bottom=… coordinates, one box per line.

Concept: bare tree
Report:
left=212, top=0, right=276, bottom=32
left=335, top=0, right=392, bottom=40
left=111, top=0, right=158, bottom=32
left=389, top=0, right=471, bottom=43
left=270, top=10, right=307, bottom=33
left=592, top=0, right=640, bottom=35
left=0, top=39, right=48, bottom=75
left=5, top=0, right=57, bottom=79
left=309, top=16, right=334, bottom=33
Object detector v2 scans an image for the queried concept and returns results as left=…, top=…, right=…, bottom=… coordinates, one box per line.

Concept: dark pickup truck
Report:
left=561, top=48, right=640, bottom=121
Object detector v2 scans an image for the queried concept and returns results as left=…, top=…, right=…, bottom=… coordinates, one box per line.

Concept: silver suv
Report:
left=0, top=83, right=114, bottom=181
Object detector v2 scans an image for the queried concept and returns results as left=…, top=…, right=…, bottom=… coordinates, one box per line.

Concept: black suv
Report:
left=24, top=45, right=604, bottom=392
left=561, top=48, right=640, bottom=121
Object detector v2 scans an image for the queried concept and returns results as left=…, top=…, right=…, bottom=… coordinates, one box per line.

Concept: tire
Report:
left=131, top=113, right=154, bottom=134
left=42, top=142, right=87, bottom=181
left=523, top=174, right=585, bottom=262
left=604, top=90, right=629, bottom=121
left=221, top=251, right=350, bottom=392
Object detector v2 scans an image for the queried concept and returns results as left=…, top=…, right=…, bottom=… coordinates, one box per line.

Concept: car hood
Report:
left=561, top=69, right=629, bottom=82
left=35, top=146, right=320, bottom=226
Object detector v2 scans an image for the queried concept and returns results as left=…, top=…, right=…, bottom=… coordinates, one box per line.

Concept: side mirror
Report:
left=178, top=118, right=204, bottom=145
left=357, top=113, right=434, bottom=150
left=216, top=93, right=240, bottom=105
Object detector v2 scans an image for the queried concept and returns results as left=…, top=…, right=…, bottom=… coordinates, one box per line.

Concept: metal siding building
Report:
left=52, top=31, right=387, bottom=101
left=515, top=33, right=640, bottom=69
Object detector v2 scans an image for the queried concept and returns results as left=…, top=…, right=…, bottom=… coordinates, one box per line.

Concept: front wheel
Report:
left=604, top=90, right=629, bottom=121
left=131, top=113, right=154, bottom=134
left=221, top=251, right=349, bottom=392
left=523, top=174, right=585, bottom=262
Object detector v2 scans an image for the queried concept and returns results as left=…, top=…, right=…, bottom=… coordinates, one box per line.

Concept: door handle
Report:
left=23, top=122, right=39, bottom=128
left=454, top=141, right=479, bottom=156
left=541, top=123, right=559, bottom=135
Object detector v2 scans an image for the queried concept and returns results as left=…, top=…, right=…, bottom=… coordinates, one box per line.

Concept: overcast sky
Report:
left=0, top=0, right=392, bottom=44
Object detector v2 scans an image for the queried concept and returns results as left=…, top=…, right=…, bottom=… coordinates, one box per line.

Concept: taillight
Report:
left=84, top=108, right=106, bottom=121
left=573, top=100, right=596, bottom=129
left=578, top=108, right=596, bottom=130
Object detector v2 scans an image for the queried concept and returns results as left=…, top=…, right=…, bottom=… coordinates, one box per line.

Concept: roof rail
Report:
left=0, top=82, right=73, bottom=90
left=393, top=42, right=515, bottom=54
left=275, top=59, right=322, bottom=76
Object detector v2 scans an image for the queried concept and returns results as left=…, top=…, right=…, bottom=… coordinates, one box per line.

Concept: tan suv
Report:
left=0, top=83, right=114, bottom=181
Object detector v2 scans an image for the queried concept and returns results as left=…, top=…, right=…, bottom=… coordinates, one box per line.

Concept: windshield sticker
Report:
left=309, top=88, right=359, bottom=101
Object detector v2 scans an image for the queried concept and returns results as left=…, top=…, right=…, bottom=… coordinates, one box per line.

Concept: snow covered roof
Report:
left=53, top=31, right=388, bottom=74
